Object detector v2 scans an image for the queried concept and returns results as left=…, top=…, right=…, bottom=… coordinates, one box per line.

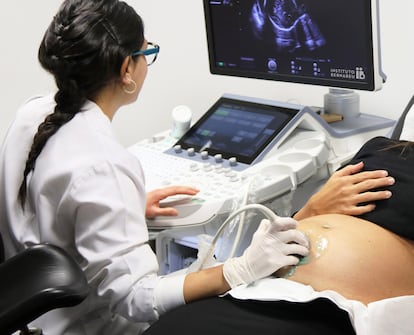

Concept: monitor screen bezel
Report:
left=203, top=0, right=384, bottom=91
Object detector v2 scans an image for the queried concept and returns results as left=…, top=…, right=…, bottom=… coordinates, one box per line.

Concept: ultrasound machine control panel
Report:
left=130, top=94, right=394, bottom=228
left=129, top=94, right=394, bottom=273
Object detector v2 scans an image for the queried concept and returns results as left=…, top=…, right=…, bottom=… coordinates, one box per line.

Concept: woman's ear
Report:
left=120, top=56, right=133, bottom=85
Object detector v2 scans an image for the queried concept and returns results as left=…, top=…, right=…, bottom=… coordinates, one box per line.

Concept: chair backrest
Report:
left=390, top=94, right=414, bottom=140
left=0, top=243, right=90, bottom=335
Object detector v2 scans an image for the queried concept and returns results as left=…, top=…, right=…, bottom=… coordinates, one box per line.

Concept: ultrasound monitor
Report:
left=202, top=0, right=393, bottom=134
left=203, top=0, right=385, bottom=92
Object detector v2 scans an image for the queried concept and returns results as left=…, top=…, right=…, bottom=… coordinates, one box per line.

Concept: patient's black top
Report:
left=346, top=136, right=414, bottom=240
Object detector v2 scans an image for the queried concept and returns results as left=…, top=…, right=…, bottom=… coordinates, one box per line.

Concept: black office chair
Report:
left=0, top=233, right=90, bottom=335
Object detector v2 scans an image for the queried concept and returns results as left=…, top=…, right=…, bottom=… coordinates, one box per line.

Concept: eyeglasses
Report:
left=131, top=42, right=160, bottom=66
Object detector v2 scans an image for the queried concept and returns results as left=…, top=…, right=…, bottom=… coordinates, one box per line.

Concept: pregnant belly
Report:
left=281, top=214, right=414, bottom=304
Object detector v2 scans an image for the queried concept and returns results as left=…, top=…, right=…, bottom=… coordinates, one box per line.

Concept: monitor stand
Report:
left=320, top=88, right=394, bottom=137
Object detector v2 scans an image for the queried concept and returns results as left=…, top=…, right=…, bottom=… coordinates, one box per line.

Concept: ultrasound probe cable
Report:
left=227, top=176, right=257, bottom=259
left=194, top=203, right=280, bottom=271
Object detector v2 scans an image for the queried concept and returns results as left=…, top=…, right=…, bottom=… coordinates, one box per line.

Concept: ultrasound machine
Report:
left=129, top=0, right=395, bottom=274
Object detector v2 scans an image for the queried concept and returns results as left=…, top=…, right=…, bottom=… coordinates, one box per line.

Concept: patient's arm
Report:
left=293, top=161, right=395, bottom=220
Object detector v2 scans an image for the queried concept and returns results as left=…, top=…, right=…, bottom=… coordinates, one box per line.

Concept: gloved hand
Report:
left=223, top=217, right=309, bottom=288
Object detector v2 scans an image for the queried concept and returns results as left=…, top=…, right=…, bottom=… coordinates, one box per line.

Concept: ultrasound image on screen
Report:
left=250, top=0, right=326, bottom=53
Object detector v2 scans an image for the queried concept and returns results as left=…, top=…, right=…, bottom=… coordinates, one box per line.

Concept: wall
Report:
left=0, top=1, right=412, bottom=147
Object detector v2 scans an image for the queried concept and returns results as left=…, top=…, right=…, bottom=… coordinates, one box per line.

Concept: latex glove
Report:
left=223, top=217, right=309, bottom=288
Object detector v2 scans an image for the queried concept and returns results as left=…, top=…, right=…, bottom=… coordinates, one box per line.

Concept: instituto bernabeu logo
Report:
left=330, top=67, right=366, bottom=80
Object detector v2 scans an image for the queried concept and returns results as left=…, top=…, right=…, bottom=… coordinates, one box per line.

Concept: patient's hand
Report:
left=146, top=186, right=199, bottom=218
left=293, top=161, right=394, bottom=220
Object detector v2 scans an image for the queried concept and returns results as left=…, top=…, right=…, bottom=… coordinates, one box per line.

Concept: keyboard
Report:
left=128, top=129, right=329, bottom=228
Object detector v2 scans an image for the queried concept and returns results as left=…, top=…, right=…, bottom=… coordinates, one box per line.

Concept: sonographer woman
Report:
left=0, top=1, right=310, bottom=334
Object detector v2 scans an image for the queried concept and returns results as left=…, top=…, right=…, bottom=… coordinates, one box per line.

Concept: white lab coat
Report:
left=0, top=94, right=185, bottom=334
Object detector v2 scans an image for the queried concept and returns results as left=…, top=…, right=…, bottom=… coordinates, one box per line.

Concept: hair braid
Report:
left=18, top=80, right=85, bottom=206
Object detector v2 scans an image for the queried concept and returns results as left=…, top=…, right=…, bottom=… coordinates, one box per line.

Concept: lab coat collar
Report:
left=80, top=99, right=114, bottom=136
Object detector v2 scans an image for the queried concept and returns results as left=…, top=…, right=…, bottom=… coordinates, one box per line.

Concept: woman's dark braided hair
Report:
left=18, top=0, right=144, bottom=207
